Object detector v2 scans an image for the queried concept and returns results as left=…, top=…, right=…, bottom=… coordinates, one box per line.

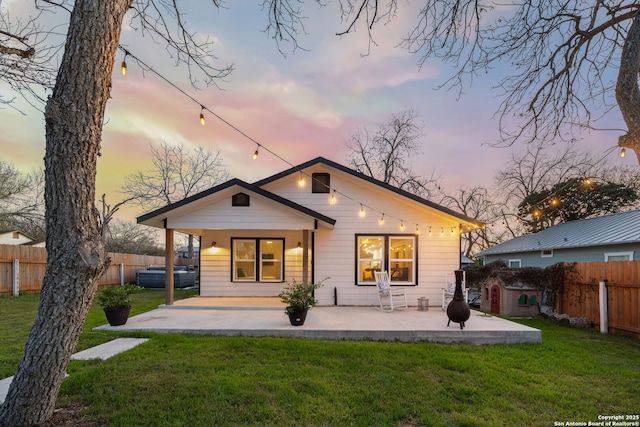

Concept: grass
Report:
left=1, top=291, right=639, bottom=426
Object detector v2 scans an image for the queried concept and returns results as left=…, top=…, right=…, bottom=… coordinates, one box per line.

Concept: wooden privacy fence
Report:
left=558, top=261, right=640, bottom=337
left=0, top=244, right=196, bottom=296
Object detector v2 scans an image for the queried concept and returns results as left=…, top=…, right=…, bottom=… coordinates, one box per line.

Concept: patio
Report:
left=95, top=297, right=542, bottom=345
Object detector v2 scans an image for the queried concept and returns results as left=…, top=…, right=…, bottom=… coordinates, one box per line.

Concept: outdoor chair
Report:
left=442, top=272, right=469, bottom=311
left=374, top=271, right=408, bottom=312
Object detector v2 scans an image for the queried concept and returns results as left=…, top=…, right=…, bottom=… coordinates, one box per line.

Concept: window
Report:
left=605, top=251, right=633, bottom=262
left=232, top=238, right=284, bottom=282
left=508, top=259, right=521, bottom=268
left=356, top=235, right=416, bottom=285
left=312, top=173, right=330, bottom=193
left=232, top=193, right=250, bottom=206
left=541, top=249, right=553, bottom=258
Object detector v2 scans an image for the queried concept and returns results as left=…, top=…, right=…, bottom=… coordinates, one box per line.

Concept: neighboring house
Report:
left=476, top=209, right=640, bottom=268
left=176, top=245, right=200, bottom=260
left=137, top=157, right=483, bottom=306
left=0, top=230, right=35, bottom=246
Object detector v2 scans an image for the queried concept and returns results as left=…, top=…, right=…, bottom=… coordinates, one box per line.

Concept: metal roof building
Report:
left=476, top=209, right=640, bottom=267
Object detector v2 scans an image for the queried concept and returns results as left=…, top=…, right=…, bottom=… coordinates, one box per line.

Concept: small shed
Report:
left=480, top=275, right=543, bottom=317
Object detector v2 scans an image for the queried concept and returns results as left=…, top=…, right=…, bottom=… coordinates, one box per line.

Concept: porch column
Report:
left=302, top=229, right=310, bottom=285
left=165, top=227, right=175, bottom=306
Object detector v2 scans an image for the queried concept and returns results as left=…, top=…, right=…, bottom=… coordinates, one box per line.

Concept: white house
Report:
left=0, top=230, right=36, bottom=246
left=137, top=157, right=483, bottom=306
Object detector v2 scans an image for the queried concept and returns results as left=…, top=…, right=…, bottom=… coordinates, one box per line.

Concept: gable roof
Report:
left=137, top=178, right=337, bottom=228
left=254, top=157, right=483, bottom=230
left=477, top=209, right=640, bottom=257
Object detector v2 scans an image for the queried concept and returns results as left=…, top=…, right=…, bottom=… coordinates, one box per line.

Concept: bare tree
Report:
left=335, top=1, right=640, bottom=164
left=122, top=141, right=229, bottom=210
left=438, top=186, right=506, bottom=258
left=346, top=109, right=440, bottom=198
left=104, top=219, right=164, bottom=255
left=0, top=160, right=45, bottom=235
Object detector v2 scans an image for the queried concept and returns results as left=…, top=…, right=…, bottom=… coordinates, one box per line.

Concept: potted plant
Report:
left=96, top=283, right=143, bottom=326
left=278, top=278, right=326, bottom=326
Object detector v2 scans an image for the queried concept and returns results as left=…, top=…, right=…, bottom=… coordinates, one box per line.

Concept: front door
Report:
left=490, top=285, right=500, bottom=314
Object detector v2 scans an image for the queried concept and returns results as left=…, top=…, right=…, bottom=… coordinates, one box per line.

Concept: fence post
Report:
left=12, top=259, right=19, bottom=296
left=119, top=263, right=125, bottom=286
left=599, top=280, right=608, bottom=334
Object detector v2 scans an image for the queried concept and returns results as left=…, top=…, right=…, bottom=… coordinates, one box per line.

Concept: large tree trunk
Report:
left=0, top=1, right=131, bottom=425
left=616, top=13, right=640, bottom=164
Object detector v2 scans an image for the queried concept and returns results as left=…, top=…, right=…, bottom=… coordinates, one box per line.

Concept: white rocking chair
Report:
left=375, top=271, right=408, bottom=312
left=442, top=272, right=468, bottom=311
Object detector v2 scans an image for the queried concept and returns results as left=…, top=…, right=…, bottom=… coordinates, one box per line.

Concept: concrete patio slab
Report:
left=94, top=300, right=541, bottom=345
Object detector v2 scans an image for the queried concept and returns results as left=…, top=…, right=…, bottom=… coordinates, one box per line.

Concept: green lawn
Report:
left=1, top=290, right=639, bottom=426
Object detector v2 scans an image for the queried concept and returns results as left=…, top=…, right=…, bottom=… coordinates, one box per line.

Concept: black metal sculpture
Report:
left=447, top=269, right=471, bottom=329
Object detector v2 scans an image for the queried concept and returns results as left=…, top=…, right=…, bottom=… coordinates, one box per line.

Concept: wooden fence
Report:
left=0, top=244, right=196, bottom=295
left=558, top=261, right=640, bottom=337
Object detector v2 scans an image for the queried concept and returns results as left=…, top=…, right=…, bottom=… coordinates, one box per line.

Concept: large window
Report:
left=356, top=235, right=416, bottom=285
left=232, top=238, right=284, bottom=282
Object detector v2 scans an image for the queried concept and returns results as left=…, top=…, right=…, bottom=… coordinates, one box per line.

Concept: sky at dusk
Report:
left=2, top=1, right=637, bottom=221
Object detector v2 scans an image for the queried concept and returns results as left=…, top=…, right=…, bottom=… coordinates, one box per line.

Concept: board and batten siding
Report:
left=259, top=164, right=462, bottom=306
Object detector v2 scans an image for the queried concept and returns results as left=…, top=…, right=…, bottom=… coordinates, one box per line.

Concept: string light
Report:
left=112, top=45, right=484, bottom=237
left=620, top=148, right=626, bottom=158
left=429, top=226, right=432, bottom=236
left=121, top=52, right=128, bottom=76
left=440, top=227, right=444, bottom=236
left=329, top=190, right=337, bottom=205
left=199, top=105, right=206, bottom=126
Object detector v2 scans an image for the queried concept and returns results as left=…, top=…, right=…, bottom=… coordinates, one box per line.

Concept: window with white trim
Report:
left=508, top=259, right=521, bottom=268
left=356, top=235, right=416, bottom=285
left=541, top=249, right=553, bottom=258
left=232, top=238, right=284, bottom=282
left=604, top=251, right=633, bottom=262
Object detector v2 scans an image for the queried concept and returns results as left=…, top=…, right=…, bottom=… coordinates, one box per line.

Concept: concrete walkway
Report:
left=95, top=298, right=541, bottom=345
left=0, top=338, right=148, bottom=404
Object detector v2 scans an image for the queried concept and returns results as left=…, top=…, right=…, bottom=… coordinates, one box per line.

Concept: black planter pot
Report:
left=104, top=307, right=131, bottom=326
left=446, top=270, right=471, bottom=330
left=287, top=307, right=308, bottom=326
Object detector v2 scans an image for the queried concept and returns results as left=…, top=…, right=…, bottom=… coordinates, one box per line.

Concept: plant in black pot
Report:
left=96, top=283, right=143, bottom=326
left=278, top=278, right=326, bottom=326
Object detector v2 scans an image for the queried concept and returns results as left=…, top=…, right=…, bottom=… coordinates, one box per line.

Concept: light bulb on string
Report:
left=329, top=190, right=337, bottom=205
left=440, top=227, right=444, bottom=236
left=121, top=56, right=127, bottom=76
left=358, top=204, right=366, bottom=218
left=378, top=214, right=385, bottom=225
left=199, top=106, right=206, bottom=126
left=253, top=145, right=260, bottom=160
left=297, top=173, right=305, bottom=188
left=620, top=148, right=626, bottom=158
left=415, top=224, right=420, bottom=235
left=428, top=226, right=432, bottom=236
left=400, top=221, right=405, bottom=231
